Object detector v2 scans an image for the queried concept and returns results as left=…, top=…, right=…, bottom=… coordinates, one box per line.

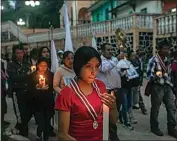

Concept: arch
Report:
left=78, top=7, right=90, bottom=24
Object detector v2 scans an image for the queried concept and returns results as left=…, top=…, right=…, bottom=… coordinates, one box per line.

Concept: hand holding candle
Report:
left=39, top=75, right=46, bottom=88
left=156, top=71, right=162, bottom=78
left=101, top=91, right=116, bottom=108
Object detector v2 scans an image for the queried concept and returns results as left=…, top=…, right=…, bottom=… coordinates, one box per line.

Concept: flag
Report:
left=63, top=3, right=73, bottom=52
left=92, top=36, right=97, bottom=51
left=50, top=40, right=59, bottom=73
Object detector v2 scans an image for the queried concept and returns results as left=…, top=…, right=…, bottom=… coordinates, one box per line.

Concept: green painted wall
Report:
left=91, top=1, right=118, bottom=22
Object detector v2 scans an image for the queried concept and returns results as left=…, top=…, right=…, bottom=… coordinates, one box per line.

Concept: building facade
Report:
left=112, top=0, right=163, bottom=17
left=88, top=0, right=118, bottom=22
left=162, top=0, right=176, bottom=14
left=59, top=1, right=94, bottom=27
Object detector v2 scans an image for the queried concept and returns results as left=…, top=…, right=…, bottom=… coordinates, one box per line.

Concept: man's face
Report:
left=15, top=49, right=24, bottom=61
left=58, top=53, right=63, bottom=59
left=102, top=44, right=112, bottom=59
left=160, top=45, right=169, bottom=57
left=137, top=50, right=144, bottom=57
left=23, top=45, right=29, bottom=56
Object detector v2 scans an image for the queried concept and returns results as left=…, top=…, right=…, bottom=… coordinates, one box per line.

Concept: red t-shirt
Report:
left=55, top=79, right=106, bottom=141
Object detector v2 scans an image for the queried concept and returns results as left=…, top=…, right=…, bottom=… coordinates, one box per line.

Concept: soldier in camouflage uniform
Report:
left=7, top=45, right=32, bottom=137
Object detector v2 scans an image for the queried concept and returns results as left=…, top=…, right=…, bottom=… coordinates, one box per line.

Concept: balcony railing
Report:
left=156, top=12, right=176, bottom=35
left=76, top=13, right=161, bottom=37
left=3, top=13, right=175, bottom=44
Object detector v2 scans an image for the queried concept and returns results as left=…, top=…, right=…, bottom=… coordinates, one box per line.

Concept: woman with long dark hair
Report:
left=38, top=47, right=51, bottom=68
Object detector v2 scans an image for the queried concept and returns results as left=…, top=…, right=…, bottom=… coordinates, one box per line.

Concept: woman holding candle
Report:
left=53, top=51, right=75, bottom=93
left=55, top=46, right=118, bottom=141
left=38, top=46, right=56, bottom=136
left=28, top=57, right=54, bottom=141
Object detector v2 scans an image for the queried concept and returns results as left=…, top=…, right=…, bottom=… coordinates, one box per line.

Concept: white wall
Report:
left=136, top=1, right=162, bottom=13
left=115, top=1, right=162, bottom=17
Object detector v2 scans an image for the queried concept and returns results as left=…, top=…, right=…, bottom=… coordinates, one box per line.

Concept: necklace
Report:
left=70, top=78, right=102, bottom=129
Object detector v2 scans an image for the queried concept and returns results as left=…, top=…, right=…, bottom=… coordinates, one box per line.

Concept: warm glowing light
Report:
left=31, top=66, right=36, bottom=72
left=171, top=8, right=176, bottom=12
left=39, top=75, right=46, bottom=88
left=156, top=71, right=162, bottom=77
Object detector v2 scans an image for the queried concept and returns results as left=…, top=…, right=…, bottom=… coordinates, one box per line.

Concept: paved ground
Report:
left=4, top=82, right=176, bottom=141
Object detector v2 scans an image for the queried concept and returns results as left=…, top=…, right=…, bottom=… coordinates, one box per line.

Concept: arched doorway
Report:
left=78, top=7, right=90, bottom=24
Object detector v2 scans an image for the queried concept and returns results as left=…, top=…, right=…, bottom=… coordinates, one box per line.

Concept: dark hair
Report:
left=37, top=57, right=49, bottom=66
left=62, top=51, right=73, bottom=64
left=12, top=44, right=24, bottom=61
left=38, top=46, right=50, bottom=58
left=63, top=51, right=73, bottom=60
left=12, top=44, right=24, bottom=53
left=100, top=43, right=112, bottom=51
left=73, top=46, right=101, bottom=77
left=30, top=48, right=38, bottom=60
left=158, top=40, right=170, bottom=50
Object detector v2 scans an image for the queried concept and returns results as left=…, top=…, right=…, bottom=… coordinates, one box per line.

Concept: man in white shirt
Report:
left=97, top=43, right=121, bottom=141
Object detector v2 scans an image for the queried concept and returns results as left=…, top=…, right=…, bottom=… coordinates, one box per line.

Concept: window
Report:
left=141, top=8, right=147, bottom=14
left=105, top=8, right=109, bottom=20
left=96, top=13, right=100, bottom=21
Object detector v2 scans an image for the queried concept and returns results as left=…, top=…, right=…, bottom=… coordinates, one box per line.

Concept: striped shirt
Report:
left=146, top=54, right=173, bottom=87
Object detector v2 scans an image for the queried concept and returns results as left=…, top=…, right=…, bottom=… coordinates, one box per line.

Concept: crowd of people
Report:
left=1, top=40, right=177, bottom=141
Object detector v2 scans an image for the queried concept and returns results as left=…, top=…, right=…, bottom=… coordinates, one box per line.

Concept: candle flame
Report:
left=31, top=66, right=36, bottom=71
left=156, top=71, right=162, bottom=77
left=39, top=75, right=44, bottom=79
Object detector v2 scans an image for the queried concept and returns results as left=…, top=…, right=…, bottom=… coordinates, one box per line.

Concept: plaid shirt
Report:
left=146, top=55, right=173, bottom=87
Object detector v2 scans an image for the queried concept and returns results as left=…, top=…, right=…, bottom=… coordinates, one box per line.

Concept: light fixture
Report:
left=25, top=1, right=30, bottom=5
left=25, top=1, right=40, bottom=7
left=1, top=5, right=4, bottom=10
left=17, top=18, right=25, bottom=26
left=35, top=1, right=40, bottom=6
left=171, top=8, right=176, bottom=13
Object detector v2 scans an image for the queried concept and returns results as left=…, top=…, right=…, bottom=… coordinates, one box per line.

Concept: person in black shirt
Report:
left=28, top=58, right=55, bottom=141
left=7, top=45, right=32, bottom=136
left=38, top=46, right=56, bottom=137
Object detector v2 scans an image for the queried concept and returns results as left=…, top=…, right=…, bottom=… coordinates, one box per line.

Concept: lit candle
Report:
left=39, top=75, right=46, bottom=88
left=156, top=71, right=162, bottom=77
left=31, top=65, right=36, bottom=72
left=103, top=104, right=109, bottom=140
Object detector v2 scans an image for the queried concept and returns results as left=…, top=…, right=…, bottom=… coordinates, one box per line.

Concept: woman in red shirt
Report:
left=55, top=46, right=118, bottom=141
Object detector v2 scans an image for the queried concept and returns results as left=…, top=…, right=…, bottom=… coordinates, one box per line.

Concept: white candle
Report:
left=39, top=75, right=46, bottom=88
left=103, top=104, right=109, bottom=140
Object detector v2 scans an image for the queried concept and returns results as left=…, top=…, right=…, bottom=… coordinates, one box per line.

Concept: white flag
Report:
left=92, top=36, right=97, bottom=51
left=63, top=4, right=74, bottom=52
left=51, top=40, right=59, bottom=73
